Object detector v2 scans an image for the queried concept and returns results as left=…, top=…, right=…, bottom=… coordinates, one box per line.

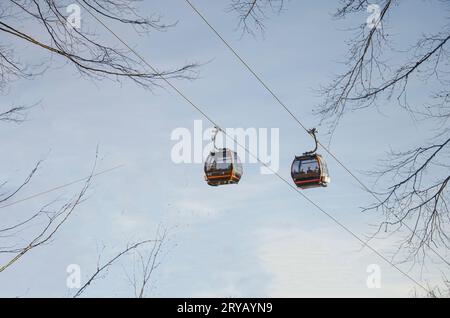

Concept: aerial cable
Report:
left=75, top=0, right=430, bottom=293
left=183, top=0, right=450, bottom=267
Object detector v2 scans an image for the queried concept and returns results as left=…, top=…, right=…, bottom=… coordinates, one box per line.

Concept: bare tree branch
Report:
left=227, top=0, right=285, bottom=36
left=0, top=160, right=41, bottom=204
left=0, top=0, right=198, bottom=92
left=0, top=105, right=29, bottom=123
left=365, top=137, right=450, bottom=263
left=0, top=157, right=95, bottom=273
left=318, top=0, right=450, bottom=264
left=73, top=229, right=167, bottom=298
left=131, top=227, right=167, bottom=298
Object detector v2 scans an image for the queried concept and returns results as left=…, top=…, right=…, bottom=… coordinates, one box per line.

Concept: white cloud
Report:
left=255, top=227, right=416, bottom=297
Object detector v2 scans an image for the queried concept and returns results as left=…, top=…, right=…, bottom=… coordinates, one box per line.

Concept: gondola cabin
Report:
left=204, top=148, right=243, bottom=186
left=291, top=154, right=330, bottom=189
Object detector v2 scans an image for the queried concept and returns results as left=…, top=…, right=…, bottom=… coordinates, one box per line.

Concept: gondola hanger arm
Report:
left=304, top=128, right=318, bottom=155
left=212, top=126, right=221, bottom=151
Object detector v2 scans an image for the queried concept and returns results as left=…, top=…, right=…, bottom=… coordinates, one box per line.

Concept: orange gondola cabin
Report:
left=291, top=128, right=330, bottom=189
left=204, top=148, right=243, bottom=186
left=291, top=154, right=330, bottom=189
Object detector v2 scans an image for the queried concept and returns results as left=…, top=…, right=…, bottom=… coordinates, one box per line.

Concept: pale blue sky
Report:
left=0, top=0, right=448, bottom=297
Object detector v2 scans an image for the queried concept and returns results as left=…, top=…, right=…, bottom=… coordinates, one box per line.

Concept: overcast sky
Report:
left=0, top=0, right=448, bottom=297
